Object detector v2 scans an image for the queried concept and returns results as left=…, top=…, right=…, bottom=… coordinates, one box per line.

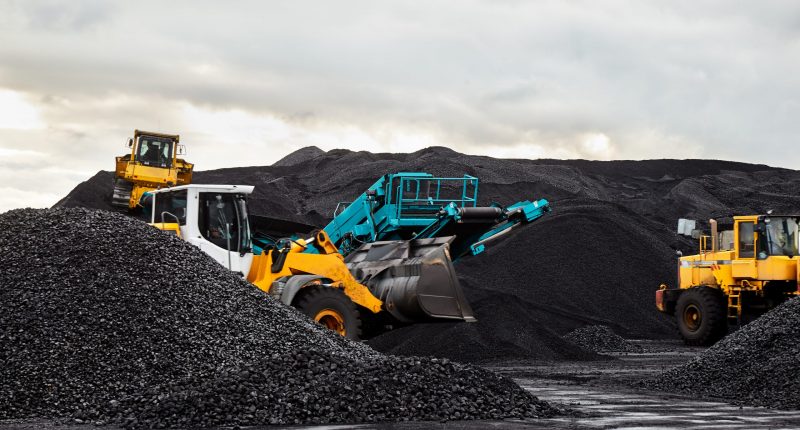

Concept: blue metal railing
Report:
left=394, top=175, right=478, bottom=220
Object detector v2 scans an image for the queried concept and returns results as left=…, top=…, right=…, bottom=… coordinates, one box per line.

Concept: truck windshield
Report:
left=137, top=136, right=174, bottom=168
left=759, top=217, right=799, bottom=258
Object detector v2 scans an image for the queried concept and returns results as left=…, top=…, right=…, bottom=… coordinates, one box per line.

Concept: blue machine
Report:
left=250, top=172, right=550, bottom=325
left=314, top=172, right=550, bottom=259
left=306, top=172, right=550, bottom=324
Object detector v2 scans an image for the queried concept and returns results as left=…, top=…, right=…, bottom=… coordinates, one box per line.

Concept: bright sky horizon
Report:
left=1, top=1, right=799, bottom=212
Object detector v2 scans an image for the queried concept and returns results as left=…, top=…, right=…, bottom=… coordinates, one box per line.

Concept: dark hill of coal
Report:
left=57, top=147, right=800, bottom=228
left=366, top=288, right=601, bottom=363
left=273, top=145, right=326, bottom=167
left=54, top=147, right=800, bottom=361
left=644, top=297, right=800, bottom=410
left=367, top=199, right=687, bottom=360
left=455, top=199, right=688, bottom=339
left=0, top=208, right=555, bottom=427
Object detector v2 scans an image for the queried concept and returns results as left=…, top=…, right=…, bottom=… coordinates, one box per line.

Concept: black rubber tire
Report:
left=676, top=287, right=727, bottom=346
left=294, top=286, right=363, bottom=340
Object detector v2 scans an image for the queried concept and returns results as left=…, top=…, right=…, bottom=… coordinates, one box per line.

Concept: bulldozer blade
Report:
left=345, top=236, right=476, bottom=324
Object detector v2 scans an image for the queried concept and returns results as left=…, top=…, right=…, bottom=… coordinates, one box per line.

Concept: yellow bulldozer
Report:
left=657, top=214, right=800, bottom=345
left=112, top=130, right=193, bottom=209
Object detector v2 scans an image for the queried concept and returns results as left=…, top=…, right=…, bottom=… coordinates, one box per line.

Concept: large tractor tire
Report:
left=295, top=286, right=363, bottom=340
left=676, top=287, right=727, bottom=346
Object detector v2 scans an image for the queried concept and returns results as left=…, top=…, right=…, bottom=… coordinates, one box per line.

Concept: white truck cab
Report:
left=146, top=184, right=255, bottom=275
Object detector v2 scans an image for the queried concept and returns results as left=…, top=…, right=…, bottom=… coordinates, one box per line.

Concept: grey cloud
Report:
left=0, top=0, right=799, bottom=211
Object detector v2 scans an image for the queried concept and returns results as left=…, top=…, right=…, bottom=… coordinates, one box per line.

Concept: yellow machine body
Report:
left=246, top=230, right=383, bottom=314
left=657, top=214, right=799, bottom=345
left=671, top=215, right=799, bottom=295
left=113, top=130, right=194, bottom=209
left=149, top=222, right=182, bottom=238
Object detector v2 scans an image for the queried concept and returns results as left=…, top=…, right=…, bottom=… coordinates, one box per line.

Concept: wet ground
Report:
left=314, top=340, right=800, bottom=429
left=493, top=342, right=800, bottom=429
left=498, top=339, right=800, bottom=429
left=4, top=341, right=799, bottom=429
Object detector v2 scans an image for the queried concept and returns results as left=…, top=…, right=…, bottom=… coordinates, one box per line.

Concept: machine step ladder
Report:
left=727, top=288, right=742, bottom=327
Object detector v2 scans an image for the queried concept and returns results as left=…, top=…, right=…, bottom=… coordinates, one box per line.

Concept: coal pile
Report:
left=366, top=292, right=601, bottom=363
left=0, top=208, right=556, bottom=426
left=112, top=350, right=546, bottom=427
left=368, top=199, right=685, bottom=361
left=562, top=325, right=643, bottom=353
left=644, top=297, right=800, bottom=409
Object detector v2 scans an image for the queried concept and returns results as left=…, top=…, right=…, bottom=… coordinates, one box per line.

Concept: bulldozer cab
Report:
left=130, top=130, right=181, bottom=168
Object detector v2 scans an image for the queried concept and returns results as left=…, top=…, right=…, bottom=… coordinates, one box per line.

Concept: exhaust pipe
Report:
left=710, top=219, right=718, bottom=253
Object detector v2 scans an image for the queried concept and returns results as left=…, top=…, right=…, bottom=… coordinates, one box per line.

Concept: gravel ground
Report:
left=562, top=325, right=643, bottom=353
left=0, top=208, right=557, bottom=428
left=643, top=297, right=800, bottom=409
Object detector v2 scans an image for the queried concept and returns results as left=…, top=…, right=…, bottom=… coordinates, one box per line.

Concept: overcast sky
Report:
left=1, top=1, right=798, bottom=211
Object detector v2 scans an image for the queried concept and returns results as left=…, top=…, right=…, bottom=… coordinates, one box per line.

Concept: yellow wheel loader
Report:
left=143, top=174, right=550, bottom=339
left=112, top=130, right=193, bottom=210
left=656, top=215, right=800, bottom=345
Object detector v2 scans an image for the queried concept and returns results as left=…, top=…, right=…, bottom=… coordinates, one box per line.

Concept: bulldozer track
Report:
left=111, top=179, right=133, bottom=208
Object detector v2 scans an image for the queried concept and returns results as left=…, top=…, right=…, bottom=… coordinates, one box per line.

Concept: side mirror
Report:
left=127, top=138, right=134, bottom=148
left=177, top=144, right=186, bottom=156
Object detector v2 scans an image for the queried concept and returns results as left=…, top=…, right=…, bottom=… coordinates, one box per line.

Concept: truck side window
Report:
left=198, top=193, right=239, bottom=251
left=738, top=222, right=755, bottom=258
left=154, top=190, right=187, bottom=225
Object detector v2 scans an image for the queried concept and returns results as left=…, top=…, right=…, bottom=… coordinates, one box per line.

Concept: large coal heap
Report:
left=55, top=147, right=800, bottom=361
left=644, top=297, right=800, bottom=410
left=367, top=199, right=683, bottom=360
left=0, top=208, right=556, bottom=427
left=57, top=146, right=800, bottom=227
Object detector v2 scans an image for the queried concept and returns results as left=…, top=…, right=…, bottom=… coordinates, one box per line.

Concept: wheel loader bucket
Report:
left=345, top=236, right=476, bottom=324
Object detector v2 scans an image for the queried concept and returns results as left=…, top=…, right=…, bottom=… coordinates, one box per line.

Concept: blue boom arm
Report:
left=311, top=172, right=550, bottom=259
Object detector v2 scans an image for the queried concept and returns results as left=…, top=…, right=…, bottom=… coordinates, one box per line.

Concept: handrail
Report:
left=395, top=175, right=479, bottom=219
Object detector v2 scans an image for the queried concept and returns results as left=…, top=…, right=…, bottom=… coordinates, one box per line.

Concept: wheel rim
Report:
left=683, top=304, right=702, bottom=331
left=315, top=309, right=346, bottom=336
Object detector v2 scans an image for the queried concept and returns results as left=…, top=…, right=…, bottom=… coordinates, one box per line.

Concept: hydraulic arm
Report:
left=317, top=172, right=550, bottom=258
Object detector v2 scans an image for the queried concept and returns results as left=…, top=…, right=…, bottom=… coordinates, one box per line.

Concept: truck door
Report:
left=194, top=192, right=253, bottom=275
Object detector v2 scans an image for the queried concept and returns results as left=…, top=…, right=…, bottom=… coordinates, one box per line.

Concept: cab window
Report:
left=198, top=193, right=240, bottom=250
left=154, top=190, right=187, bottom=225
left=738, top=222, right=755, bottom=258
left=758, top=217, right=800, bottom=258
left=137, top=137, right=174, bottom=168
left=197, top=192, right=251, bottom=254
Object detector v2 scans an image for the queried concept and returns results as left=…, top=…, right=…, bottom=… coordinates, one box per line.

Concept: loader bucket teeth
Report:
left=346, top=236, right=476, bottom=323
